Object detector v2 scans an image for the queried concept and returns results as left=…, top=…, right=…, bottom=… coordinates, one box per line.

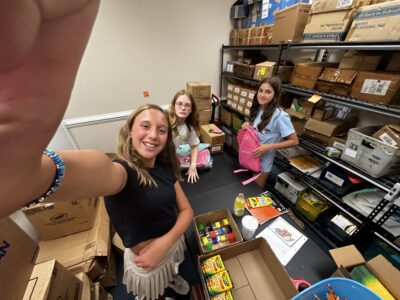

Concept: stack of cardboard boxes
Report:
left=187, top=81, right=212, bottom=126
left=1, top=198, right=114, bottom=300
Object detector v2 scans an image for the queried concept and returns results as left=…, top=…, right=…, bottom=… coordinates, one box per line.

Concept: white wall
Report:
left=66, top=0, right=235, bottom=119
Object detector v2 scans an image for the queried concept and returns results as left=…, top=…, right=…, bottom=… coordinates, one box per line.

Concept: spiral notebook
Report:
left=245, top=192, right=287, bottom=225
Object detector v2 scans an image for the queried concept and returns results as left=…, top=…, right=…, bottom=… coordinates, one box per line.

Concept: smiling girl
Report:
left=242, top=77, right=299, bottom=188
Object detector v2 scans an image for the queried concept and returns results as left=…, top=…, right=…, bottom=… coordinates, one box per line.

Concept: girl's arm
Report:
left=254, top=133, right=299, bottom=157
left=134, top=181, right=193, bottom=270
left=186, top=145, right=199, bottom=183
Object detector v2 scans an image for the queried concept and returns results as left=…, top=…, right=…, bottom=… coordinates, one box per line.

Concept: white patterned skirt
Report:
left=123, top=236, right=186, bottom=300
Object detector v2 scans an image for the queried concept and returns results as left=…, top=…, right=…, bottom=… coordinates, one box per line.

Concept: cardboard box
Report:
left=35, top=199, right=113, bottom=284
left=328, top=135, right=347, bottom=150
left=346, top=0, right=400, bottom=42
left=302, top=9, right=355, bottom=43
left=301, top=94, right=322, bottom=116
left=193, top=209, right=243, bottom=254
left=271, top=3, right=311, bottom=43
left=23, top=259, right=82, bottom=300
left=22, top=198, right=98, bottom=241
left=350, top=71, right=400, bottom=105
left=317, top=68, right=358, bottom=96
left=221, top=107, right=233, bottom=127
left=253, top=61, right=294, bottom=82
left=198, top=238, right=298, bottom=300
left=194, top=98, right=211, bottom=111
left=385, top=52, right=400, bottom=72
left=94, top=282, right=113, bottom=300
left=200, top=124, right=226, bottom=153
left=372, top=124, right=400, bottom=148
left=286, top=108, right=308, bottom=135
left=313, top=107, right=335, bottom=121
left=0, top=217, right=39, bottom=300
left=339, top=51, right=381, bottom=71
left=291, top=62, right=337, bottom=89
left=329, top=245, right=400, bottom=300
left=315, top=81, right=354, bottom=96
left=187, top=81, right=211, bottom=99
left=275, top=171, right=308, bottom=204
left=198, top=109, right=212, bottom=123
left=76, top=273, right=95, bottom=300
left=304, top=117, right=358, bottom=138
left=310, top=0, right=370, bottom=14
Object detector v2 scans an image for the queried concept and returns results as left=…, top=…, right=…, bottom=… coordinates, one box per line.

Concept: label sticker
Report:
left=361, top=79, right=391, bottom=96
left=325, top=171, right=345, bottom=187
left=337, top=0, right=353, bottom=9
left=344, top=147, right=357, bottom=159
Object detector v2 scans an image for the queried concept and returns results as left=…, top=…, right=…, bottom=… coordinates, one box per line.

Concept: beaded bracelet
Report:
left=28, top=149, right=65, bottom=206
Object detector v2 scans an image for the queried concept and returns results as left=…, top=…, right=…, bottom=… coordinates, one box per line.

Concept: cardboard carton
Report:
left=23, top=259, right=82, bottom=300
left=310, top=0, right=370, bottom=14
left=302, top=10, right=355, bottom=43
left=291, top=62, right=337, bottom=89
left=198, top=238, right=298, bottom=300
left=0, top=217, right=39, bottom=300
left=187, top=82, right=211, bottom=99
left=271, top=3, right=311, bottom=43
left=194, top=98, right=211, bottom=111
left=200, top=124, right=226, bottom=153
left=221, top=107, right=233, bottom=127
left=75, top=273, right=95, bottom=300
left=328, top=134, right=347, bottom=150
left=350, top=71, right=400, bottom=105
left=94, top=282, right=113, bottom=300
left=193, top=209, right=243, bottom=254
left=385, top=52, right=400, bottom=72
left=198, top=109, right=212, bottom=123
left=21, top=198, right=98, bottom=241
left=35, top=199, right=114, bottom=285
left=372, top=124, right=400, bottom=148
left=304, top=117, right=358, bottom=137
left=111, top=232, right=125, bottom=256
left=339, top=51, right=381, bottom=71
left=286, top=108, right=308, bottom=135
left=346, top=0, right=400, bottom=42
left=330, top=245, right=400, bottom=300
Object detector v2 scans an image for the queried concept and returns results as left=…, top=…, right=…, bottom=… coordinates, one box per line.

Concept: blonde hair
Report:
left=168, top=89, right=200, bottom=136
left=117, top=104, right=180, bottom=187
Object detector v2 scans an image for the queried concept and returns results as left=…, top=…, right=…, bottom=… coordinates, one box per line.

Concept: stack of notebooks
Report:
left=245, top=192, right=287, bottom=225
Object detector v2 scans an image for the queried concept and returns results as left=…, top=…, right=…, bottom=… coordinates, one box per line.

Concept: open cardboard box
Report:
left=329, top=245, right=400, bottom=299
left=198, top=238, right=298, bottom=300
left=193, top=209, right=243, bottom=254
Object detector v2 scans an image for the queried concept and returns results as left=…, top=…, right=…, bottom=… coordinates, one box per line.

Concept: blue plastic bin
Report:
left=291, top=278, right=382, bottom=300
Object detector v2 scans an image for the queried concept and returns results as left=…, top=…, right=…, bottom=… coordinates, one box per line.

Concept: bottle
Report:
left=233, top=193, right=245, bottom=217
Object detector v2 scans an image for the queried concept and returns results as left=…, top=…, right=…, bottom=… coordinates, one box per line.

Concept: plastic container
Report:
left=341, top=126, right=400, bottom=178
left=295, top=191, right=329, bottom=221
left=233, top=193, right=245, bottom=217
left=291, top=277, right=381, bottom=300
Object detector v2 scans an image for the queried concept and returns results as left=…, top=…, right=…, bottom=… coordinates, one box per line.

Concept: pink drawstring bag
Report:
left=234, top=126, right=262, bottom=185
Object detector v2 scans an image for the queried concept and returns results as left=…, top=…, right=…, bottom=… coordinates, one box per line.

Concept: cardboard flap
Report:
left=367, top=255, right=400, bottom=299
left=319, top=68, right=357, bottom=85
left=388, top=124, right=400, bottom=136
left=304, top=117, right=358, bottom=137
left=286, top=108, right=308, bottom=120
left=329, top=245, right=365, bottom=268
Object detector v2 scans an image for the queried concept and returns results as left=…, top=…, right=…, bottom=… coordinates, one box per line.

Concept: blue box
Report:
left=292, top=278, right=381, bottom=300
left=230, top=4, right=248, bottom=19
left=260, top=0, right=281, bottom=25
left=280, top=0, right=309, bottom=10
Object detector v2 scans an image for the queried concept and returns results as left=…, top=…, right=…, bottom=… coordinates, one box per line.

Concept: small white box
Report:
left=275, top=172, right=308, bottom=204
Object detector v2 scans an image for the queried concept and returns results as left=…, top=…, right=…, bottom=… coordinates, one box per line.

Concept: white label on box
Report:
left=227, top=93, right=233, bottom=99
left=231, top=102, right=238, bottom=109
left=240, top=90, right=248, bottom=97
left=262, top=0, right=270, bottom=18
left=234, top=87, right=240, bottom=94
left=325, top=171, right=344, bottom=187
left=361, top=79, right=391, bottom=96
left=344, top=146, right=357, bottom=159
left=239, top=97, right=246, bottom=104
left=227, top=84, right=234, bottom=91
left=212, top=145, right=222, bottom=152
left=333, top=141, right=345, bottom=150
left=337, top=0, right=352, bottom=9
left=248, top=92, right=255, bottom=99
left=244, top=108, right=251, bottom=116
left=237, top=105, right=244, bottom=112
left=246, top=100, right=253, bottom=107
left=233, top=95, right=239, bottom=101
left=227, top=99, right=232, bottom=106
left=378, top=132, right=398, bottom=147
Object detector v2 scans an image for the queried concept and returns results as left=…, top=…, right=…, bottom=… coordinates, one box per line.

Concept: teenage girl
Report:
left=242, top=77, right=299, bottom=188
left=168, top=89, right=201, bottom=183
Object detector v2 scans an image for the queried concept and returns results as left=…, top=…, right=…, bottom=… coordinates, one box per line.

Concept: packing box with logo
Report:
left=193, top=209, right=243, bottom=254
left=350, top=71, right=400, bottom=105
left=35, top=199, right=116, bottom=287
left=198, top=238, right=298, bottom=300
left=341, top=126, right=400, bottom=177
left=291, top=62, right=337, bottom=89
left=21, top=197, right=98, bottom=241
left=329, top=245, right=400, bottom=300
left=0, top=217, right=39, bottom=300
left=302, top=10, right=355, bottom=43
left=271, top=3, right=311, bottom=43
left=253, top=61, right=294, bottom=82
left=200, top=124, right=225, bottom=153
left=187, top=81, right=211, bottom=99
left=310, top=0, right=370, bottom=14
left=372, top=124, right=400, bottom=148
left=346, top=0, right=400, bottom=42
left=23, top=259, right=82, bottom=300
left=275, top=171, right=308, bottom=204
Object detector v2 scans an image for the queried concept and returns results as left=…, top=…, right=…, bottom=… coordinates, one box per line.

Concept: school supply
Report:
left=247, top=195, right=273, bottom=208
left=245, top=192, right=287, bottom=225
left=233, top=126, right=262, bottom=185
left=177, top=147, right=212, bottom=169
left=233, top=193, right=245, bottom=217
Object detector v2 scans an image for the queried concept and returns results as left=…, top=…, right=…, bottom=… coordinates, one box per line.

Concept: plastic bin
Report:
left=341, top=126, right=400, bottom=178
left=295, top=191, right=329, bottom=221
left=291, top=278, right=381, bottom=300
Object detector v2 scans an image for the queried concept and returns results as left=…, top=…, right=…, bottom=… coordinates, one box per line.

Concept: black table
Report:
left=181, top=152, right=337, bottom=284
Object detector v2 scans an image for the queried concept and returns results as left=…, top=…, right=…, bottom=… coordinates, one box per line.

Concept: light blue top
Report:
left=252, top=107, right=295, bottom=172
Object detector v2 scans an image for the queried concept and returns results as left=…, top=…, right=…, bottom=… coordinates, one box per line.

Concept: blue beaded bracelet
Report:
left=28, top=149, right=65, bottom=206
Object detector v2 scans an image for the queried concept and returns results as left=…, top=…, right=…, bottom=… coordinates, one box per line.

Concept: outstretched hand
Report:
left=186, top=165, right=199, bottom=183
